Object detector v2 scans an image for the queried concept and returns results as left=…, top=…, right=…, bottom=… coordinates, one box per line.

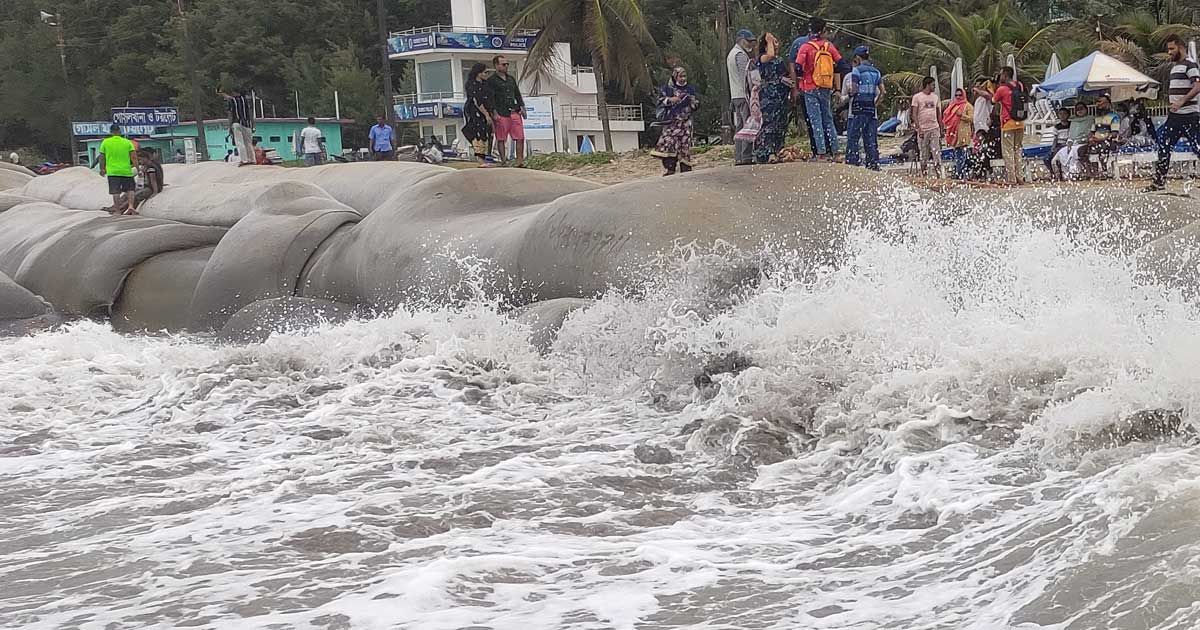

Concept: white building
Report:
left=390, top=0, right=644, bottom=154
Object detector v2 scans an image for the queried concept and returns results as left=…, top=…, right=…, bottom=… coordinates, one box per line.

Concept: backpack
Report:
left=1008, top=82, right=1029, bottom=122
left=808, top=41, right=836, bottom=89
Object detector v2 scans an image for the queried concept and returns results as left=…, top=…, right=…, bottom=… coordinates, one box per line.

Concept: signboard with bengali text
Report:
left=72, top=121, right=157, bottom=137
left=110, top=107, right=179, bottom=127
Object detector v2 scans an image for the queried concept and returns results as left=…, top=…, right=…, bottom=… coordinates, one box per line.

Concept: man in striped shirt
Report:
left=1147, top=34, right=1200, bottom=192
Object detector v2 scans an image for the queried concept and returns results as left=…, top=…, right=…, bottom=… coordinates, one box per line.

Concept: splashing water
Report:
left=3, top=209, right=1200, bottom=630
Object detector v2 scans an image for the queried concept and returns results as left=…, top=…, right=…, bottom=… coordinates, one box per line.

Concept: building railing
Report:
left=394, top=92, right=465, bottom=105
left=393, top=24, right=539, bottom=37
left=560, top=104, right=644, bottom=121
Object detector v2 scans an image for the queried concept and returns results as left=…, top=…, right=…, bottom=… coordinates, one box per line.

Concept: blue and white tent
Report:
left=1034, top=51, right=1158, bottom=102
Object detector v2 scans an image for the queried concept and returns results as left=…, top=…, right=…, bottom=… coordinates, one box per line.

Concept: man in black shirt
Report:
left=218, top=87, right=256, bottom=166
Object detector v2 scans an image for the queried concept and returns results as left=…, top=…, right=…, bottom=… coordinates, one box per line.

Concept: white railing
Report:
left=393, top=24, right=539, bottom=37
left=394, top=92, right=465, bottom=105
left=560, top=104, right=644, bottom=121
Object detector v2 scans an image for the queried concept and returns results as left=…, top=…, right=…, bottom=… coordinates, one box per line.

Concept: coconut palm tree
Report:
left=508, top=0, right=655, bottom=151
left=910, top=1, right=1055, bottom=81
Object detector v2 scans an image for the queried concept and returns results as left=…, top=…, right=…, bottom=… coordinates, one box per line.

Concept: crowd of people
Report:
left=651, top=17, right=1200, bottom=191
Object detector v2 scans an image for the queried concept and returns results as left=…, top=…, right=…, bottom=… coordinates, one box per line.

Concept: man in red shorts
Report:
left=487, top=55, right=526, bottom=167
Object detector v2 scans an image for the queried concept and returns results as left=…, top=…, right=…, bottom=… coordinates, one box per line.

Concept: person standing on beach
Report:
left=219, top=87, right=256, bottom=167
left=910, top=77, right=942, bottom=177
left=488, top=55, right=526, bottom=167
left=992, top=67, right=1026, bottom=183
left=752, top=32, right=794, bottom=164
left=727, top=29, right=755, bottom=166
left=464, top=62, right=495, bottom=166
left=1146, top=34, right=1200, bottom=192
left=368, top=115, right=396, bottom=161
left=844, top=46, right=883, bottom=170
left=98, top=124, right=137, bottom=215
left=794, top=17, right=841, bottom=160
left=651, top=66, right=699, bottom=175
left=787, top=28, right=817, bottom=155
left=299, top=117, right=325, bottom=166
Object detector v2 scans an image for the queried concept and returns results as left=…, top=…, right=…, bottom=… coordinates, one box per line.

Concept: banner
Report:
left=390, top=30, right=538, bottom=55
left=522, top=96, right=555, bottom=141
left=111, top=107, right=179, bottom=127
left=72, top=121, right=157, bottom=137
left=395, top=103, right=442, bottom=121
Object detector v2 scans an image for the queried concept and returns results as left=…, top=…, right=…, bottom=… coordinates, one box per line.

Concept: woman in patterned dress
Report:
left=650, top=67, right=699, bottom=175
left=753, top=32, right=793, bottom=164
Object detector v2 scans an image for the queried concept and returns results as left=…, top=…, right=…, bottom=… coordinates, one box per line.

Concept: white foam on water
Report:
left=2, top=209, right=1200, bottom=630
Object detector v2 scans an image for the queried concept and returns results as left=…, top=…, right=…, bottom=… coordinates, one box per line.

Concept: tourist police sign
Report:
left=110, top=107, right=179, bottom=127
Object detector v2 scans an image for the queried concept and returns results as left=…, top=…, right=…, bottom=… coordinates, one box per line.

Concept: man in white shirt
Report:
left=298, top=117, right=325, bottom=167
left=727, top=28, right=755, bottom=166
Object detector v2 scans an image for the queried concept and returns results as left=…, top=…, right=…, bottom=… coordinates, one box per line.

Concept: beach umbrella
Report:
left=1190, top=40, right=1198, bottom=62
left=930, top=65, right=940, bottom=97
left=1034, top=51, right=1159, bottom=102
left=1007, top=54, right=1017, bottom=80
left=1045, top=53, right=1061, bottom=81
left=951, top=57, right=964, bottom=95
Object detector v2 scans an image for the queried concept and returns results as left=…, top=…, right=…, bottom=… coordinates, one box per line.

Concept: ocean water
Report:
left=2, top=211, right=1199, bottom=630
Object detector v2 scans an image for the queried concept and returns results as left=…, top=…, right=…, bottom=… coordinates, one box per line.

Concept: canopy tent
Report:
left=1034, top=51, right=1158, bottom=102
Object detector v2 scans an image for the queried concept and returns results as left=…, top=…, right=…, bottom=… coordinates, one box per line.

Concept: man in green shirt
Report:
left=98, top=124, right=138, bottom=215
left=487, top=55, right=527, bottom=166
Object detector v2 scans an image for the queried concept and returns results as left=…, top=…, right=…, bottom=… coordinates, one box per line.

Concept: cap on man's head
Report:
left=854, top=45, right=870, bottom=58
left=735, top=29, right=755, bottom=42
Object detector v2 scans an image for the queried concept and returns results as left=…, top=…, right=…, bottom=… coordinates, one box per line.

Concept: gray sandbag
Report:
left=512, top=297, right=593, bottom=353
left=187, top=184, right=361, bottom=330
left=300, top=167, right=601, bottom=307
left=218, top=297, right=358, bottom=343
left=301, top=163, right=909, bottom=309
left=0, top=192, right=39, bottom=214
left=112, top=246, right=216, bottom=333
left=0, top=161, right=36, bottom=177
left=0, top=270, right=50, bottom=320
left=1136, top=219, right=1200, bottom=296
left=139, top=180, right=334, bottom=227
left=958, top=188, right=1200, bottom=254
left=0, top=202, right=226, bottom=316
left=0, top=168, right=32, bottom=191
left=161, top=161, right=454, bottom=216
left=15, top=167, right=111, bottom=211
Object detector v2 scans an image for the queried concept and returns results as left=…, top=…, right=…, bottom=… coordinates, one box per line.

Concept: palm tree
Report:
left=911, top=1, right=1055, bottom=82
left=508, top=0, right=655, bottom=151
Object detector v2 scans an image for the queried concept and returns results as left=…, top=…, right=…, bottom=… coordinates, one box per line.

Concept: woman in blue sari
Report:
left=650, top=67, right=699, bottom=175
left=753, top=32, right=794, bottom=164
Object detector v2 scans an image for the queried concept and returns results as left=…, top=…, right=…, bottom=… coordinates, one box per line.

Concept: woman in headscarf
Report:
left=942, top=87, right=974, bottom=178
left=463, top=62, right=495, bottom=166
left=650, top=66, right=699, bottom=175
left=752, top=32, right=793, bottom=164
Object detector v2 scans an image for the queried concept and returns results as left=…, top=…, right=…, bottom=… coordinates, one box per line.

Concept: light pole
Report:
left=40, top=8, right=73, bottom=162
left=378, top=0, right=395, bottom=124
left=176, top=0, right=209, bottom=160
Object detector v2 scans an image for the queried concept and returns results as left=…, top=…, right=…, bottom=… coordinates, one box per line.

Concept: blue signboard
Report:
left=111, top=107, right=179, bottom=127
left=395, top=102, right=466, bottom=121
left=72, top=121, right=158, bottom=137
left=389, top=31, right=538, bottom=55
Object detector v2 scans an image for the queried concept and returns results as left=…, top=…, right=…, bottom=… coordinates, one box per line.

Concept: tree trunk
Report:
left=593, top=55, right=614, bottom=152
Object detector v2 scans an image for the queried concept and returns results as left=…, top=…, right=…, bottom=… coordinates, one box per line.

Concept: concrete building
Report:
left=76, top=118, right=348, bottom=166
left=389, top=0, right=644, bottom=154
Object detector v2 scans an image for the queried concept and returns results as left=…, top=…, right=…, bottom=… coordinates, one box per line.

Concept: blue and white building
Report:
left=389, top=0, right=644, bottom=154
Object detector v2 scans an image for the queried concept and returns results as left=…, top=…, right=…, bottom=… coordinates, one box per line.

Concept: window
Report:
left=269, top=136, right=281, bottom=142
left=445, top=125, right=457, bottom=144
left=576, top=135, right=597, bottom=151
left=417, top=59, right=453, bottom=96
left=252, top=136, right=263, bottom=143
left=420, top=125, right=436, bottom=142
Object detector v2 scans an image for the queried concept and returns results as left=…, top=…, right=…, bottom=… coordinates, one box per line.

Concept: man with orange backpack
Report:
left=794, top=16, right=842, bottom=160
